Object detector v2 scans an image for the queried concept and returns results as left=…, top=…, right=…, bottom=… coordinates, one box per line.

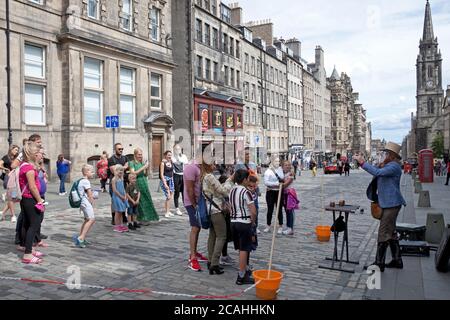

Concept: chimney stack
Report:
left=229, top=2, right=242, bottom=26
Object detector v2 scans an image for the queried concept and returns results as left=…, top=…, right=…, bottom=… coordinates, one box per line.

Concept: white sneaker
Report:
left=176, top=208, right=183, bottom=216
left=263, top=226, right=271, bottom=233
left=277, top=227, right=283, bottom=235
left=59, top=192, right=66, bottom=196
left=282, top=228, right=293, bottom=235
left=164, top=212, right=172, bottom=218
left=11, top=216, right=17, bottom=223
left=256, top=228, right=261, bottom=234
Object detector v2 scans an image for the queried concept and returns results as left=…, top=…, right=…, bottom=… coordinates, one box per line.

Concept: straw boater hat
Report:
left=383, top=141, right=402, bottom=159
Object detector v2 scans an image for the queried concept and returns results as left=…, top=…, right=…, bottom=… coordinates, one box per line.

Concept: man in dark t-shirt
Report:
left=108, top=143, right=129, bottom=225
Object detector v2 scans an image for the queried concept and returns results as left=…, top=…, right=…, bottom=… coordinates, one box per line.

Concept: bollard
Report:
left=417, top=190, right=431, bottom=207
left=414, top=181, right=422, bottom=194
left=425, top=213, right=446, bottom=244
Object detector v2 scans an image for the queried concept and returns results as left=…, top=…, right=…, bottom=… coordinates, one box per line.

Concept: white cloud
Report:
left=235, top=0, right=450, bottom=141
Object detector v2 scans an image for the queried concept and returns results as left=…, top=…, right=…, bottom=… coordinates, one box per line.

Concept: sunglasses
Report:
left=117, top=148, right=124, bottom=151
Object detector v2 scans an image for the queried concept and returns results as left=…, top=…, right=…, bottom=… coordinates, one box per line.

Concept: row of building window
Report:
left=289, top=103, right=302, bottom=120
left=289, top=127, right=302, bottom=144
left=195, top=19, right=240, bottom=59
left=23, top=43, right=162, bottom=128
left=29, top=0, right=161, bottom=41
left=244, top=54, right=286, bottom=89
left=196, top=55, right=240, bottom=89
left=243, top=81, right=287, bottom=110
left=196, top=0, right=218, bottom=17
left=267, top=136, right=288, bottom=151
left=289, top=80, right=302, bottom=100
left=288, top=59, right=302, bottom=78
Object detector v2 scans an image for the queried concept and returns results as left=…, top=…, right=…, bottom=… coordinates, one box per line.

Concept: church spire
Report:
left=422, top=0, right=435, bottom=41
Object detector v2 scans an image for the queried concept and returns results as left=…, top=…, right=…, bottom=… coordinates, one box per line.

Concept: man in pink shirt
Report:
left=184, top=150, right=208, bottom=271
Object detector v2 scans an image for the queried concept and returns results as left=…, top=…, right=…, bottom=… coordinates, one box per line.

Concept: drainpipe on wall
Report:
left=5, top=0, right=13, bottom=146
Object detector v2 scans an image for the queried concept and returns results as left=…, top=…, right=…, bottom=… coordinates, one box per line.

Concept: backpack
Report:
left=6, top=163, right=28, bottom=202
left=196, top=179, right=222, bottom=230
left=69, top=178, right=83, bottom=208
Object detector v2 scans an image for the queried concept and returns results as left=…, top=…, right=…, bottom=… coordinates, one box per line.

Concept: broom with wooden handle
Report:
left=267, top=182, right=284, bottom=277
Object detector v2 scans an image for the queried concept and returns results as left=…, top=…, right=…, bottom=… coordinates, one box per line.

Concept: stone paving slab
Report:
left=0, top=169, right=389, bottom=300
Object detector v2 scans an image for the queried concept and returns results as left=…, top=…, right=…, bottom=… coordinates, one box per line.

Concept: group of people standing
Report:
left=184, top=147, right=299, bottom=285
left=0, top=134, right=49, bottom=264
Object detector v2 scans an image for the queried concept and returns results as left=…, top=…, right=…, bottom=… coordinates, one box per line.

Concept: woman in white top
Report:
left=263, top=156, right=285, bottom=234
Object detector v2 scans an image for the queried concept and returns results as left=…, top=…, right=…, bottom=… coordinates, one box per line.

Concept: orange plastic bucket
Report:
left=316, top=225, right=331, bottom=242
left=252, top=270, right=283, bottom=300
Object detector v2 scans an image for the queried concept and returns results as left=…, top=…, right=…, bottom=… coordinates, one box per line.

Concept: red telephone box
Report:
left=418, top=149, right=434, bottom=183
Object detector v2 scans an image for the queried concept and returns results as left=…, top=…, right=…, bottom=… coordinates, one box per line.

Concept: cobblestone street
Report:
left=0, top=168, right=389, bottom=300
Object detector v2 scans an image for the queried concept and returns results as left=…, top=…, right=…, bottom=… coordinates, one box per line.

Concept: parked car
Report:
left=324, top=163, right=339, bottom=174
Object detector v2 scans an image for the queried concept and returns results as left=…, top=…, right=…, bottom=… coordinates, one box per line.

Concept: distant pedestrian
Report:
left=229, top=169, right=257, bottom=285
left=445, top=161, right=450, bottom=186
left=96, top=152, right=109, bottom=193
left=160, top=151, right=175, bottom=218
left=344, top=161, right=351, bottom=176
left=72, top=164, right=96, bottom=248
left=125, top=173, right=140, bottom=230
left=354, top=142, right=406, bottom=272
left=111, top=164, right=129, bottom=233
left=292, top=158, right=299, bottom=180
left=172, top=144, right=189, bottom=216
left=56, top=154, right=71, bottom=196
left=1, top=144, right=20, bottom=222
left=310, top=160, right=317, bottom=177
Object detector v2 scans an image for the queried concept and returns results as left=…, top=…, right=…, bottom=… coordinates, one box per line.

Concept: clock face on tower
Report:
left=426, top=80, right=434, bottom=88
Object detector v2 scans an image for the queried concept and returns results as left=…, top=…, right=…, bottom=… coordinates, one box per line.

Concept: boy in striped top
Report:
left=229, top=169, right=257, bottom=285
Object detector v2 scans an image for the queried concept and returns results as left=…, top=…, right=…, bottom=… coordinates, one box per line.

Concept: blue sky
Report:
left=235, top=0, right=450, bottom=143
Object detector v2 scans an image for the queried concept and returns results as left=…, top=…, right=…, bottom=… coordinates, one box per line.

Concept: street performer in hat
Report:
left=353, top=142, right=406, bottom=272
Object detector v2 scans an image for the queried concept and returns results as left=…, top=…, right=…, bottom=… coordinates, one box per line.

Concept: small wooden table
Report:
left=318, top=205, right=360, bottom=273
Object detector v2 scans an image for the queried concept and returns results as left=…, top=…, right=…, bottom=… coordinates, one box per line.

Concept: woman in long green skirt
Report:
left=129, top=148, right=159, bottom=223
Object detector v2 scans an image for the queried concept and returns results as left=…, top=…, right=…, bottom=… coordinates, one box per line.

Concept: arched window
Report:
left=427, top=98, right=434, bottom=114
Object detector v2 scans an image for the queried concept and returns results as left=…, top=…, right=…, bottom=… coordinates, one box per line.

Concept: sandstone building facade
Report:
left=0, top=0, right=175, bottom=179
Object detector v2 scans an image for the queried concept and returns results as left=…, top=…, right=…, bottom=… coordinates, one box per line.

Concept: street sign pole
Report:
left=112, top=127, right=115, bottom=155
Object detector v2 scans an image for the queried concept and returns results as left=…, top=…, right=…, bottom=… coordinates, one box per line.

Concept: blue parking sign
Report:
left=111, top=115, right=119, bottom=128
left=105, top=116, right=111, bottom=128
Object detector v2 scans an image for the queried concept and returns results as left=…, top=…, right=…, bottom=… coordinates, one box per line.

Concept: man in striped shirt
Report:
left=229, top=169, right=257, bottom=285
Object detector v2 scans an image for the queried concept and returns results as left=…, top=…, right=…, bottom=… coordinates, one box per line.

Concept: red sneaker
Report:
left=195, top=252, right=208, bottom=262
left=188, top=258, right=202, bottom=271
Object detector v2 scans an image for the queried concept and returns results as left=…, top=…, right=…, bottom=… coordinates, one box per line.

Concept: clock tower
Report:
left=415, top=0, right=444, bottom=152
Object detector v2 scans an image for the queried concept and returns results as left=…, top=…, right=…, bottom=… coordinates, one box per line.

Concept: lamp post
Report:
left=5, top=0, right=13, bottom=146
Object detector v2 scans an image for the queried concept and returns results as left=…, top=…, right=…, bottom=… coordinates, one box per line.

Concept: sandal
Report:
left=22, top=256, right=42, bottom=264
left=35, top=241, right=49, bottom=248
left=32, top=251, right=45, bottom=258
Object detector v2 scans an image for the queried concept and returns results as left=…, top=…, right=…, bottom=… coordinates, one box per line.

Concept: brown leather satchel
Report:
left=371, top=202, right=382, bottom=220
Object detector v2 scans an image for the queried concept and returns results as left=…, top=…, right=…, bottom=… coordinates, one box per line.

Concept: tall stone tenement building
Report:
left=274, top=38, right=304, bottom=153
left=172, top=0, right=245, bottom=162
left=307, top=46, right=332, bottom=159
left=0, top=0, right=175, bottom=178
left=414, top=0, right=444, bottom=152
left=241, top=20, right=288, bottom=159
left=328, top=67, right=372, bottom=157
